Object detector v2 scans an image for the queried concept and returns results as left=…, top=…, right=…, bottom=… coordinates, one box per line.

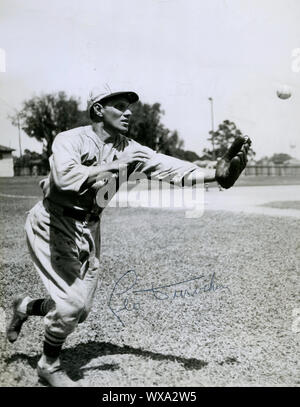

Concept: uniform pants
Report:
left=25, top=199, right=101, bottom=344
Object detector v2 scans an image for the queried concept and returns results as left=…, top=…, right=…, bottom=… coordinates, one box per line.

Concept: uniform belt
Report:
left=62, top=207, right=99, bottom=222
left=43, top=198, right=100, bottom=222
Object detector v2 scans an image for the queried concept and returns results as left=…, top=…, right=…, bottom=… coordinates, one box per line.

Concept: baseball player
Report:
left=6, top=88, right=251, bottom=387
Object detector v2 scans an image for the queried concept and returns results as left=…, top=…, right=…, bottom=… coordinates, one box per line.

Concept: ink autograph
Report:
left=108, top=270, right=231, bottom=327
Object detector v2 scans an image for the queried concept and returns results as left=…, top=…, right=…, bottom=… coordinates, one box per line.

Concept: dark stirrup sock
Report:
left=43, top=341, right=63, bottom=359
left=26, top=298, right=55, bottom=316
left=44, top=329, right=66, bottom=359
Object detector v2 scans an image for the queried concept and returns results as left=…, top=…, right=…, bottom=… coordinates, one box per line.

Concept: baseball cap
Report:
left=88, top=88, right=139, bottom=111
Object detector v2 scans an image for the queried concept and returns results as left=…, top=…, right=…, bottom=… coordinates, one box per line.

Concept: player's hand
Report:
left=215, top=136, right=252, bottom=189
left=111, top=149, right=153, bottom=170
left=91, top=171, right=118, bottom=191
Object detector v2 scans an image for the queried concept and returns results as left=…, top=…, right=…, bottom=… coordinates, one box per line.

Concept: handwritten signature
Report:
left=108, top=270, right=231, bottom=327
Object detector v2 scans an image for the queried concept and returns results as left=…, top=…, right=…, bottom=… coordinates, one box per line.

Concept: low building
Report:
left=0, top=145, right=15, bottom=177
left=13, top=149, right=49, bottom=176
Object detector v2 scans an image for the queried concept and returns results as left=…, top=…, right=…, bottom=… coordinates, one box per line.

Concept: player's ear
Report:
left=93, top=102, right=104, bottom=118
left=90, top=102, right=105, bottom=122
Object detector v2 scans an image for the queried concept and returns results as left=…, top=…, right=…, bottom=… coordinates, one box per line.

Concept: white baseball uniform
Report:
left=25, top=124, right=201, bottom=343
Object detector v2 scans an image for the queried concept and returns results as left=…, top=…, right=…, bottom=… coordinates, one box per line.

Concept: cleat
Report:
left=37, top=363, right=82, bottom=387
left=6, top=295, right=28, bottom=343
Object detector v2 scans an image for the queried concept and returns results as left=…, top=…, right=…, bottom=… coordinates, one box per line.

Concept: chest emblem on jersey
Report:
left=82, top=155, right=97, bottom=167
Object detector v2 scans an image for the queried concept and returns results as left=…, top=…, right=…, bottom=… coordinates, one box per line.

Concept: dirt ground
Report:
left=0, top=178, right=299, bottom=387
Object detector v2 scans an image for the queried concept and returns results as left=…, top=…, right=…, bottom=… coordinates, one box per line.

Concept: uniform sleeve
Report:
left=131, top=144, right=200, bottom=185
left=49, top=132, right=90, bottom=193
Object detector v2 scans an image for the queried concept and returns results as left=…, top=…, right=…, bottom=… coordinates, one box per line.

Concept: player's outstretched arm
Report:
left=184, top=167, right=215, bottom=186
left=129, top=146, right=217, bottom=188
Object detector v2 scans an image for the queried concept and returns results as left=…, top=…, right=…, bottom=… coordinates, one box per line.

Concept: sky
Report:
left=0, top=0, right=299, bottom=160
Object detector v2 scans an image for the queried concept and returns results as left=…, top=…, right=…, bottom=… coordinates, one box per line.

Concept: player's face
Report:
left=101, top=96, right=133, bottom=133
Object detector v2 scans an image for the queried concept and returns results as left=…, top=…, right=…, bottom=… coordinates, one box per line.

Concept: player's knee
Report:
left=67, top=296, right=93, bottom=324
left=57, top=297, right=86, bottom=328
left=68, top=297, right=86, bottom=317
left=44, top=296, right=89, bottom=337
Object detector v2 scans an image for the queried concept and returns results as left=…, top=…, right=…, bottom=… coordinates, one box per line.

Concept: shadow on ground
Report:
left=5, top=341, right=208, bottom=380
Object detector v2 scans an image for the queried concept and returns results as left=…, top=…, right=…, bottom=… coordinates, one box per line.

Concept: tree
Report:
left=10, top=92, right=90, bottom=160
left=269, top=153, right=292, bottom=164
left=128, top=102, right=184, bottom=154
left=204, top=119, right=256, bottom=159
left=11, top=93, right=199, bottom=165
left=170, top=148, right=200, bottom=162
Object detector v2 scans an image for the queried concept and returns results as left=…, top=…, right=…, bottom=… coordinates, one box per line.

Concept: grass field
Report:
left=0, top=176, right=44, bottom=197
left=0, top=177, right=299, bottom=387
left=262, top=201, right=300, bottom=210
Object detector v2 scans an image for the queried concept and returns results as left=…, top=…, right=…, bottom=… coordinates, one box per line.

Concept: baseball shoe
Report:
left=6, top=295, right=29, bottom=343
left=37, top=362, right=82, bottom=387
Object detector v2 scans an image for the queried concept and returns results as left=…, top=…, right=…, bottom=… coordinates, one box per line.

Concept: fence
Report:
left=244, top=166, right=300, bottom=176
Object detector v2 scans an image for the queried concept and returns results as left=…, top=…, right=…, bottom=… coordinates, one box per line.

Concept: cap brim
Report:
left=99, top=91, right=139, bottom=105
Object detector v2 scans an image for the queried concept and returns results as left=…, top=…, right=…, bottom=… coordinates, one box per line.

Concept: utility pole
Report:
left=0, top=97, right=23, bottom=157
left=17, top=112, right=23, bottom=157
left=208, top=97, right=215, bottom=161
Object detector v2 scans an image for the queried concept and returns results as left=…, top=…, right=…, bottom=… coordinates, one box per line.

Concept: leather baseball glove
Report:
left=215, top=136, right=252, bottom=189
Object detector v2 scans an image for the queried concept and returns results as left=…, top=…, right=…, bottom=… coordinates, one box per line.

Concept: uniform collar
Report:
left=84, top=125, right=125, bottom=150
